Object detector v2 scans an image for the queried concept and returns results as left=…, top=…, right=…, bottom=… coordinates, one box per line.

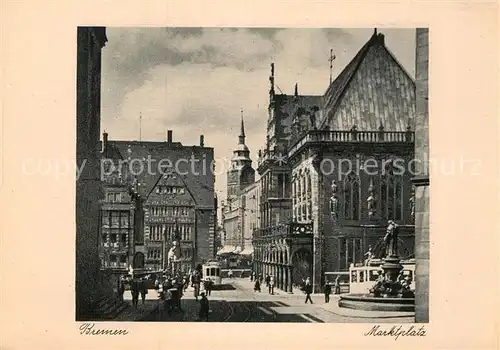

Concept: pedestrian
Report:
left=304, top=277, right=313, bottom=304
left=173, top=281, right=183, bottom=312
left=130, top=279, right=140, bottom=308
left=269, top=275, right=275, bottom=295
left=205, top=278, right=212, bottom=296
left=198, top=292, right=210, bottom=322
left=334, top=276, right=341, bottom=295
left=164, top=288, right=173, bottom=315
left=323, top=282, right=331, bottom=303
left=250, top=271, right=254, bottom=281
left=140, top=278, right=148, bottom=305
left=265, top=273, right=271, bottom=287
left=254, top=279, right=261, bottom=292
left=228, top=269, right=233, bottom=279
left=191, top=271, right=201, bottom=301
left=118, top=278, right=125, bottom=302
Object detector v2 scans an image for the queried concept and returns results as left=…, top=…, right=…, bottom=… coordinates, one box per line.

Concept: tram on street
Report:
left=202, top=261, right=222, bottom=285
left=347, top=260, right=416, bottom=294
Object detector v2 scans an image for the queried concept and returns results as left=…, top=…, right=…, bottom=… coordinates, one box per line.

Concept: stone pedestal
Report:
left=381, top=255, right=404, bottom=282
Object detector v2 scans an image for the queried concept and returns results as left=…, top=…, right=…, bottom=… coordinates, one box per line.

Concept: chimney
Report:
left=167, top=130, right=173, bottom=143
left=102, top=131, right=108, bottom=154
left=200, top=135, right=205, bottom=147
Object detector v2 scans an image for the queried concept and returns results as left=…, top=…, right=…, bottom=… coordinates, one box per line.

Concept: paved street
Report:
left=136, top=278, right=414, bottom=323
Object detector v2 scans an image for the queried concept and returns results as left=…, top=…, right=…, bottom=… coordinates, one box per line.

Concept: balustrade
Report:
left=254, top=222, right=314, bottom=238
left=288, top=129, right=415, bottom=158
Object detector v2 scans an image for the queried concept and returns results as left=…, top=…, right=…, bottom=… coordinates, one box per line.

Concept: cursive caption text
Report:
left=79, top=323, right=129, bottom=336
left=364, top=325, right=426, bottom=340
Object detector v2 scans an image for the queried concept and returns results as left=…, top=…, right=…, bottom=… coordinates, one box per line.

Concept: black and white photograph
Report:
left=75, top=27, right=429, bottom=323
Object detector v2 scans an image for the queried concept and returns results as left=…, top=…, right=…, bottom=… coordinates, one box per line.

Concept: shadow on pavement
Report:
left=136, top=299, right=320, bottom=323
left=211, top=284, right=237, bottom=291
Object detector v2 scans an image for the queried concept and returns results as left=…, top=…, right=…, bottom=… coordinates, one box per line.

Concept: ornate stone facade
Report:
left=253, top=29, right=416, bottom=294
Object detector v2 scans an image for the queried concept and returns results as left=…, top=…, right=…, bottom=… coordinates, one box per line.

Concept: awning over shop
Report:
left=216, top=246, right=237, bottom=255
left=233, top=246, right=242, bottom=254
left=239, top=247, right=254, bottom=256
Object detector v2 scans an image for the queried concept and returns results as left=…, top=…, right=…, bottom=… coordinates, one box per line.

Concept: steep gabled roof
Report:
left=146, top=169, right=197, bottom=206
left=105, top=140, right=215, bottom=209
left=319, top=30, right=415, bottom=129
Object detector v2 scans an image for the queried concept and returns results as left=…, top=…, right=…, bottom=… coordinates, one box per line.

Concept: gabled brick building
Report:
left=99, top=130, right=216, bottom=273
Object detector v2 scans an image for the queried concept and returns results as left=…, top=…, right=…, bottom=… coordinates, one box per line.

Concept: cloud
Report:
left=101, top=27, right=416, bottom=200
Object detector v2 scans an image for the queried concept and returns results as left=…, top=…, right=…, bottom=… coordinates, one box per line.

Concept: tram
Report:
left=348, top=260, right=416, bottom=294
left=202, top=261, right=222, bottom=285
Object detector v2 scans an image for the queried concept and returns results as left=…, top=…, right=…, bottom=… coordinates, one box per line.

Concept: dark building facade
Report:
left=99, top=132, right=146, bottom=276
left=413, top=28, right=429, bottom=323
left=76, top=26, right=108, bottom=319
left=253, top=30, right=416, bottom=293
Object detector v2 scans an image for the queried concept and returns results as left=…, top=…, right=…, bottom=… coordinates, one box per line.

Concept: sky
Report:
left=100, top=27, right=416, bottom=201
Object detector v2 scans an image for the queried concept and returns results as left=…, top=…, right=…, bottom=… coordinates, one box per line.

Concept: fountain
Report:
left=338, top=221, right=415, bottom=312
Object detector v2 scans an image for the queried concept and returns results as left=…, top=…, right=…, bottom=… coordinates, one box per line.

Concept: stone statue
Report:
left=309, top=109, right=317, bottom=130
left=331, top=180, right=338, bottom=194
left=367, top=179, right=376, bottom=218
left=330, top=180, right=339, bottom=220
left=364, top=246, right=374, bottom=266
left=383, top=220, right=399, bottom=257
left=409, top=188, right=415, bottom=220
left=167, top=240, right=182, bottom=275
left=330, top=195, right=339, bottom=220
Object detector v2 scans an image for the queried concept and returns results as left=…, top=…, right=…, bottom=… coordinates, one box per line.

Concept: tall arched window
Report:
left=380, top=161, right=404, bottom=220
left=343, top=172, right=360, bottom=220
left=387, top=173, right=395, bottom=219
left=394, top=175, right=403, bottom=221
left=307, top=173, right=312, bottom=199
left=380, top=174, right=387, bottom=218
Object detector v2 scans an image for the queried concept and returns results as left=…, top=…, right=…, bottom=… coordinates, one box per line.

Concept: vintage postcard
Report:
left=76, top=27, right=427, bottom=325
left=1, top=1, right=498, bottom=350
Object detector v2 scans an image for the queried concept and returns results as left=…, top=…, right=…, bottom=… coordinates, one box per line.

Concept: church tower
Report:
left=227, top=111, right=255, bottom=200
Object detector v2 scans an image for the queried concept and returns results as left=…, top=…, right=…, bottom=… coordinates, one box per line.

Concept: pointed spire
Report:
left=238, top=109, right=246, bottom=145
left=294, top=83, right=298, bottom=97
left=269, top=62, right=275, bottom=103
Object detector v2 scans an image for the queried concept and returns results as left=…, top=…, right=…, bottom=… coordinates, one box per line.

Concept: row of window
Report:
left=149, top=224, right=193, bottom=241
left=338, top=238, right=363, bottom=270
left=260, top=173, right=290, bottom=199
left=109, top=254, right=127, bottom=263
left=106, top=192, right=123, bottom=203
left=292, top=173, right=312, bottom=202
left=101, top=211, right=130, bottom=227
left=343, top=173, right=403, bottom=221
left=146, top=248, right=193, bottom=260
left=101, top=232, right=128, bottom=246
left=156, top=186, right=186, bottom=194
left=148, top=249, right=162, bottom=260
left=149, top=206, right=191, bottom=217
left=101, top=254, right=128, bottom=268
left=294, top=202, right=313, bottom=222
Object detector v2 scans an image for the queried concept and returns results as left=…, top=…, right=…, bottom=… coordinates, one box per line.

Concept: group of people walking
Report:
left=117, top=277, right=149, bottom=308
left=250, top=272, right=343, bottom=305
